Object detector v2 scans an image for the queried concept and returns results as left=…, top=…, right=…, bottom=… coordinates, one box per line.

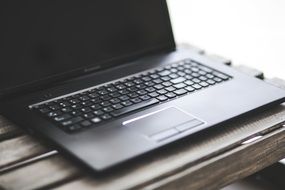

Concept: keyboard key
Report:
left=169, top=74, right=179, bottom=79
left=174, top=89, right=187, bottom=95
left=81, top=120, right=92, bottom=127
left=146, top=87, right=156, bottom=92
left=103, top=107, right=114, bottom=112
left=70, top=99, right=81, bottom=104
left=136, top=84, right=146, bottom=89
left=112, top=103, right=124, bottom=110
left=59, top=102, right=71, bottom=107
left=101, top=114, right=112, bottom=120
left=137, top=90, right=147, bottom=95
left=98, top=90, right=108, bottom=95
left=107, top=87, right=117, bottom=92
left=200, top=82, right=209, bottom=87
left=199, top=66, right=213, bottom=73
left=94, top=110, right=104, bottom=116
left=61, top=117, right=83, bottom=126
left=81, top=101, right=92, bottom=106
left=199, top=76, right=207, bottom=81
left=174, top=83, right=186, bottom=89
left=47, top=111, right=61, bottom=117
left=110, top=98, right=120, bottom=104
left=145, top=81, right=155, bottom=86
left=153, top=79, right=163, bottom=84
left=162, top=82, right=172, bottom=87
left=185, top=86, right=195, bottom=92
left=177, top=71, right=186, bottom=76
left=110, top=92, right=120, bottom=98
left=158, top=70, right=171, bottom=76
left=165, top=92, right=176, bottom=98
left=92, top=117, right=102, bottom=123
left=49, top=105, right=60, bottom=111
left=54, top=114, right=71, bottom=122
left=71, top=110, right=82, bottom=116
left=157, top=89, right=168, bottom=95
left=165, top=86, right=176, bottom=92
left=100, top=101, right=111, bottom=107
left=129, top=92, right=139, bottom=98
left=116, top=84, right=126, bottom=90
left=192, top=84, right=202, bottom=89
left=207, top=79, right=216, bottom=85
left=149, top=92, right=159, bottom=98
left=185, top=80, right=194, bottom=86
left=131, top=98, right=142, bottom=104
left=157, top=95, right=168, bottom=101
left=193, top=78, right=201, bottom=83
left=142, top=76, right=151, bottom=81
left=84, top=113, right=94, bottom=118
left=111, top=98, right=159, bottom=117
left=122, top=101, right=133, bottom=107
left=192, top=73, right=200, bottom=77
left=90, top=98, right=100, bottom=104
left=213, top=77, right=222, bottom=82
left=119, top=95, right=129, bottom=101
left=39, top=108, right=50, bottom=113
left=134, top=79, right=143, bottom=84
left=161, top=76, right=171, bottom=81
left=154, top=84, right=164, bottom=90
left=150, top=74, right=159, bottom=79
left=125, top=81, right=134, bottom=87
left=206, top=74, right=214, bottom=79
left=140, top=95, right=151, bottom=101
left=198, top=70, right=207, bottom=76
left=118, top=89, right=129, bottom=95
left=81, top=107, right=92, bottom=113
left=79, top=96, right=89, bottom=101
left=101, top=95, right=111, bottom=101
left=91, top=104, right=101, bottom=110
left=88, top=93, right=98, bottom=98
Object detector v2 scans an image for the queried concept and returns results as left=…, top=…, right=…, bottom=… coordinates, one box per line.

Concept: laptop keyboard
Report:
left=30, top=59, right=231, bottom=133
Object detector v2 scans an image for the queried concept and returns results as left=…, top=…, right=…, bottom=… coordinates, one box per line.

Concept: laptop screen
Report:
left=0, top=0, right=175, bottom=96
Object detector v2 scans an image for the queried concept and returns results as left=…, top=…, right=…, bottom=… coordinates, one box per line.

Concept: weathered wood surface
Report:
left=0, top=136, right=49, bottom=171
left=0, top=116, right=22, bottom=142
left=1, top=62, right=285, bottom=190
left=144, top=127, right=285, bottom=190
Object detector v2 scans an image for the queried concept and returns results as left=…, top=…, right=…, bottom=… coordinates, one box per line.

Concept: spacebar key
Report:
left=111, top=99, right=159, bottom=117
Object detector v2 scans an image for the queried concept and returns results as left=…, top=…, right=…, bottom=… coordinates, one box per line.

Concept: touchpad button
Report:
left=123, top=107, right=201, bottom=137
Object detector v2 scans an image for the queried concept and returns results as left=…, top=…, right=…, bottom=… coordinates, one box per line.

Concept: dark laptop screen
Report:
left=0, top=0, right=175, bottom=95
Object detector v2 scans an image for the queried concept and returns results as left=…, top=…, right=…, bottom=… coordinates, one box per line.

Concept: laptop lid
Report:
left=0, top=0, right=175, bottom=97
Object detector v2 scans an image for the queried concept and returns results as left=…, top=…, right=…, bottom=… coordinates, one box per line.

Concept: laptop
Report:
left=1, top=0, right=285, bottom=172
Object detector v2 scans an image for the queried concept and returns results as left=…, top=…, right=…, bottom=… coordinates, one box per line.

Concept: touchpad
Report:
left=123, top=107, right=204, bottom=141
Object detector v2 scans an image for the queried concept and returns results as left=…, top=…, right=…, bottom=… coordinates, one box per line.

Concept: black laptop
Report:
left=1, top=0, right=285, bottom=171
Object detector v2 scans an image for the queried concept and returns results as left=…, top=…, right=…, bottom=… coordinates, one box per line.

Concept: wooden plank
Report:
left=144, top=127, right=285, bottom=190
left=0, top=156, right=80, bottom=190
left=0, top=116, right=22, bottom=142
left=55, top=105, right=285, bottom=190
left=0, top=135, right=49, bottom=171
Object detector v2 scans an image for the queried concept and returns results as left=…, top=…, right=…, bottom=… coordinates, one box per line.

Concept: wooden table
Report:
left=1, top=47, right=285, bottom=190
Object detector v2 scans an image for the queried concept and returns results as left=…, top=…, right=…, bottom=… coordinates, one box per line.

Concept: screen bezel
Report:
left=0, top=1, right=176, bottom=98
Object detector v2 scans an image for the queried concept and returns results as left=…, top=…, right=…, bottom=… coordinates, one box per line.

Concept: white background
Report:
left=167, top=0, right=285, bottom=78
